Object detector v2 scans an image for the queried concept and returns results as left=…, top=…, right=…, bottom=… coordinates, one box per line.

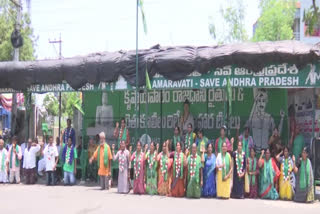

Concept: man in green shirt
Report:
left=290, top=126, right=305, bottom=164
left=61, top=137, right=77, bottom=185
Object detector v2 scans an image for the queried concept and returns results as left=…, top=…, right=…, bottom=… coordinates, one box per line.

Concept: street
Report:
left=0, top=184, right=319, bottom=214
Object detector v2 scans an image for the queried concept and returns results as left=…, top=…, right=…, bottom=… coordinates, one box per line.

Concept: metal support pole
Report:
left=145, top=90, right=148, bottom=145
left=312, top=87, right=316, bottom=193
left=59, top=92, right=61, bottom=139
left=135, top=0, right=139, bottom=144
left=11, top=0, right=22, bottom=136
left=160, top=90, right=163, bottom=145
left=81, top=92, right=86, bottom=181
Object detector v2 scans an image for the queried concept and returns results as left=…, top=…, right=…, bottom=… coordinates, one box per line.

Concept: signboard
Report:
left=83, top=88, right=288, bottom=152
left=0, top=63, right=320, bottom=93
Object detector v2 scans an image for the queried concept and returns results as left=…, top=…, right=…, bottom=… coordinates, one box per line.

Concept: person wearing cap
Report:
left=89, top=132, right=113, bottom=190
left=180, top=99, right=194, bottom=136
left=215, top=126, right=232, bottom=155
left=293, top=148, right=314, bottom=203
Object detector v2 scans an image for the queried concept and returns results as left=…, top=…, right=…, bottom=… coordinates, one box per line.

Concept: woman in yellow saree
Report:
left=216, top=142, right=233, bottom=199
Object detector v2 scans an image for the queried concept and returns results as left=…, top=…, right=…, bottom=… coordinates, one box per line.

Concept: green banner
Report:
left=152, top=63, right=319, bottom=89
left=83, top=88, right=288, bottom=152
left=0, top=63, right=319, bottom=93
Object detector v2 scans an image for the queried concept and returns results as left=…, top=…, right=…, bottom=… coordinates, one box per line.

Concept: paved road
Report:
left=0, top=184, right=319, bottom=214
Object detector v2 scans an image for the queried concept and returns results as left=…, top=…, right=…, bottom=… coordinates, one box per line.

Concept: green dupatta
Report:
left=188, top=154, right=200, bottom=183
left=161, top=154, right=169, bottom=181
left=263, top=159, right=274, bottom=184
left=97, top=143, right=109, bottom=168
left=173, top=136, right=180, bottom=150
left=249, top=157, right=257, bottom=185
left=9, top=145, right=19, bottom=169
left=243, top=138, right=249, bottom=158
left=185, top=132, right=194, bottom=149
left=118, top=128, right=127, bottom=148
left=299, top=159, right=311, bottom=190
left=222, top=153, right=230, bottom=178
left=1, top=149, right=5, bottom=171
left=283, top=158, right=290, bottom=178
left=173, top=152, right=184, bottom=179
left=146, top=152, right=157, bottom=178
left=218, top=137, right=225, bottom=154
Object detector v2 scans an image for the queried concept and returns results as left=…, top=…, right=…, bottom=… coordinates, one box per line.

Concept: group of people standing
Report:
left=87, top=119, right=314, bottom=203
left=0, top=112, right=315, bottom=204
left=0, top=119, right=78, bottom=186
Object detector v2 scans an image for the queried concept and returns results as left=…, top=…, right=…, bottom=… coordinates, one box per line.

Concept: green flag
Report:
left=139, top=0, right=147, bottom=34
left=227, top=77, right=232, bottom=116
left=146, top=69, right=152, bottom=90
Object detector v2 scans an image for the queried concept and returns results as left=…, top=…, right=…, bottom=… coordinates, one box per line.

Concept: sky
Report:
left=29, top=0, right=260, bottom=60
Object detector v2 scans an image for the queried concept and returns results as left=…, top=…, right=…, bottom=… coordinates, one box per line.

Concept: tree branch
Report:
left=312, top=0, right=319, bottom=14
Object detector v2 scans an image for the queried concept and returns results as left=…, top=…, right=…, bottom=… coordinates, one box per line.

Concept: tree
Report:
left=253, top=0, right=296, bottom=42
left=43, top=92, right=83, bottom=119
left=0, top=0, right=36, bottom=61
left=303, top=0, right=319, bottom=36
left=209, top=0, right=248, bottom=44
left=43, top=93, right=59, bottom=117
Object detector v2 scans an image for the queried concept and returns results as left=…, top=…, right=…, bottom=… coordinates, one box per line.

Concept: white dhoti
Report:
left=38, top=159, right=46, bottom=175
left=0, top=170, right=8, bottom=183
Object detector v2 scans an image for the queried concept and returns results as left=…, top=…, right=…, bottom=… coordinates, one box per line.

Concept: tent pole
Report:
left=312, top=87, right=316, bottom=194
left=160, top=90, right=163, bottom=145
left=59, top=92, right=61, bottom=139
left=145, top=90, right=148, bottom=146
left=135, top=0, right=139, bottom=144
left=81, top=92, right=86, bottom=181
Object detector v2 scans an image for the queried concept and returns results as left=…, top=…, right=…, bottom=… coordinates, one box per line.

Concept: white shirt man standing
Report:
left=23, top=138, right=40, bottom=184
left=42, top=136, right=59, bottom=186
left=7, top=136, right=22, bottom=184
left=0, top=139, right=8, bottom=183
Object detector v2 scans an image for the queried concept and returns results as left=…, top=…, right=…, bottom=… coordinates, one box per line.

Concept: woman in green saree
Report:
left=293, top=147, right=314, bottom=203
left=258, top=148, right=280, bottom=200
left=145, top=142, right=159, bottom=195
left=186, top=143, right=203, bottom=198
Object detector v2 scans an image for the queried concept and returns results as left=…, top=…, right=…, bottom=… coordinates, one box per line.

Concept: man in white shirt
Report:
left=0, top=139, right=8, bottom=183
left=21, top=141, right=27, bottom=156
left=41, top=136, right=59, bottom=186
left=23, top=138, right=40, bottom=184
left=7, top=136, right=22, bottom=184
